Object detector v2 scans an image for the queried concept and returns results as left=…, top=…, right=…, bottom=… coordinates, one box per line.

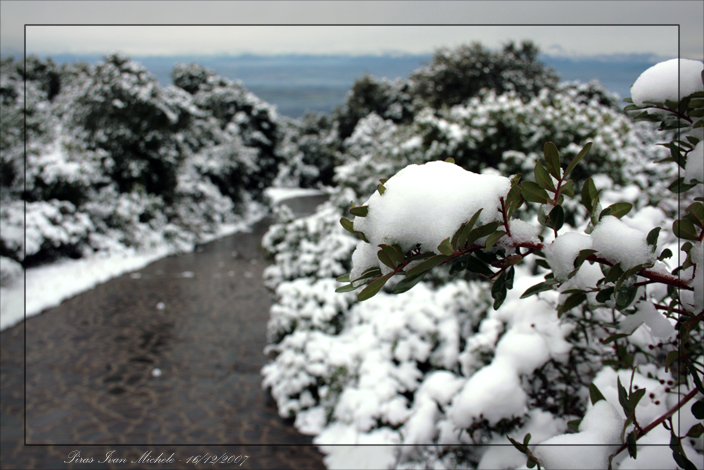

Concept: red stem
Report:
left=611, top=387, right=700, bottom=458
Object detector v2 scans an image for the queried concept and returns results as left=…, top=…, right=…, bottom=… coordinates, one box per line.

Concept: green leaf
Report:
left=392, top=271, right=428, bottom=294
left=358, top=273, right=393, bottom=301
left=623, top=104, right=640, bottom=111
left=350, top=205, right=369, bottom=217
left=466, top=255, right=495, bottom=277
left=692, top=400, right=704, bottom=420
left=666, top=350, right=679, bottom=372
left=646, top=227, right=661, bottom=251
left=449, top=255, right=469, bottom=275
left=567, top=419, right=582, bottom=432
left=626, top=431, right=637, bottom=459
left=535, top=258, right=551, bottom=270
left=523, top=433, right=532, bottom=446
left=437, top=237, right=455, bottom=256
left=603, top=263, right=625, bottom=284
left=379, top=178, right=389, bottom=185
left=336, top=273, right=351, bottom=283
left=565, top=142, right=592, bottom=176
left=670, top=432, right=699, bottom=470
left=669, top=177, right=697, bottom=193
left=560, top=179, right=575, bottom=197
left=581, top=177, right=598, bottom=213
left=544, top=141, right=562, bottom=180
left=521, top=181, right=551, bottom=204
left=340, top=217, right=356, bottom=234
left=534, top=160, right=556, bottom=191
left=686, top=423, right=704, bottom=438
left=623, top=97, right=634, bottom=103
left=352, top=267, right=382, bottom=282
left=658, top=248, right=673, bottom=260
left=604, top=202, right=633, bottom=219
left=445, top=157, right=455, bottom=164
left=520, top=280, right=558, bottom=299
left=507, top=435, right=527, bottom=454
left=335, top=283, right=359, bottom=293
left=685, top=202, right=704, bottom=228
left=673, top=218, right=699, bottom=241
left=617, top=376, right=632, bottom=417
left=615, top=284, right=639, bottom=311
left=688, top=362, right=704, bottom=394
left=574, top=249, right=598, bottom=269
left=589, top=383, right=606, bottom=405
left=379, top=244, right=405, bottom=266
left=466, top=222, right=501, bottom=248
left=377, top=249, right=395, bottom=269
left=615, top=263, right=650, bottom=292
left=458, top=209, right=483, bottom=248
left=602, top=333, right=629, bottom=345
left=632, top=110, right=661, bottom=122
left=548, top=205, right=565, bottom=231
left=377, top=183, right=386, bottom=195
left=492, top=269, right=509, bottom=309
left=406, top=254, right=449, bottom=277
left=558, top=292, right=587, bottom=317
left=629, top=387, right=646, bottom=410
left=451, top=223, right=465, bottom=250
left=595, top=286, right=615, bottom=303
left=484, top=230, right=507, bottom=250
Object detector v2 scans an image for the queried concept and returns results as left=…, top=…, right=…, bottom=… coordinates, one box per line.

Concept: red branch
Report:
left=611, top=387, right=700, bottom=458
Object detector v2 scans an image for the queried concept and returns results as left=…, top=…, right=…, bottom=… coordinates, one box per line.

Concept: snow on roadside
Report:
left=0, top=191, right=313, bottom=332
left=264, top=187, right=325, bottom=205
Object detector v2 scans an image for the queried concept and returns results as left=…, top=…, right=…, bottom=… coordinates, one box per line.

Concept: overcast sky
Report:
left=1, top=1, right=702, bottom=60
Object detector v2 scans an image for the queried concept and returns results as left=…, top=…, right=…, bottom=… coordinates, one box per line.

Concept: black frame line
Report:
left=21, top=22, right=685, bottom=455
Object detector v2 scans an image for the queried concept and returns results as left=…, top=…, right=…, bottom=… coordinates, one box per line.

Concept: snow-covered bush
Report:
left=274, top=112, right=340, bottom=188
left=334, top=58, right=704, bottom=469
left=1, top=54, right=292, bottom=266
left=262, top=52, right=703, bottom=469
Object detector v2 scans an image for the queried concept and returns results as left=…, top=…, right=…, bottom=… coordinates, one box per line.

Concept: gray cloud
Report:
left=1, top=1, right=702, bottom=59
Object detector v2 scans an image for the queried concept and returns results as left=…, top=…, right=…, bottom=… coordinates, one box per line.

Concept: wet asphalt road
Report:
left=0, top=196, right=329, bottom=470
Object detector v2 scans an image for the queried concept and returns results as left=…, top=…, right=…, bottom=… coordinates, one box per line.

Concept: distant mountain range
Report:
left=42, top=52, right=662, bottom=117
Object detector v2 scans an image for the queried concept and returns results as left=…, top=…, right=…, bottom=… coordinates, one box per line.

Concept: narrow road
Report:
left=0, top=195, right=329, bottom=470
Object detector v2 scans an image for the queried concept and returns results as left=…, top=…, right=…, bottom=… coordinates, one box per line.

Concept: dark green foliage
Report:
left=334, top=73, right=416, bottom=140
left=410, top=41, right=559, bottom=109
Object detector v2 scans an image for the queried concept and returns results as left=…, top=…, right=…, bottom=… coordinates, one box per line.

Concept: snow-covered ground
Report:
left=0, top=188, right=322, bottom=332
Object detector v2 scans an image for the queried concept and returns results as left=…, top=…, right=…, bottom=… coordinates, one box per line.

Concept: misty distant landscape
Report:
left=43, top=52, right=661, bottom=117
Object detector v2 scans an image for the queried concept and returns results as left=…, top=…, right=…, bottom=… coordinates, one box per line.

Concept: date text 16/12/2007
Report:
left=64, top=450, right=249, bottom=466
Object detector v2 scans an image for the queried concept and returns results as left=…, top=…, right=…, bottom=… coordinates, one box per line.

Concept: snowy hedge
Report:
left=262, top=54, right=704, bottom=469
left=0, top=55, right=320, bottom=273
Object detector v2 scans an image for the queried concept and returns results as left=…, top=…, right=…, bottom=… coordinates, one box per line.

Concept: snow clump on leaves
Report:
left=630, top=58, right=704, bottom=106
left=350, top=160, right=510, bottom=278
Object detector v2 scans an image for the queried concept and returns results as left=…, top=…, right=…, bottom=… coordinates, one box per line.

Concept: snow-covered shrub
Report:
left=274, top=112, right=340, bottom=188
left=409, top=41, right=560, bottom=109
left=262, top=189, right=359, bottom=291
left=334, top=73, right=417, bottom=141
left=1, top=54, right=291, bottom=267
left=173, top=62, right=284, bottom=200
left=262, top=52, right=703, bottom=470
left=333, top=58, right=704, bottom=469
left=1, top=199, right=95, bottom=266
left=0, top=256, right=23, bottom=286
